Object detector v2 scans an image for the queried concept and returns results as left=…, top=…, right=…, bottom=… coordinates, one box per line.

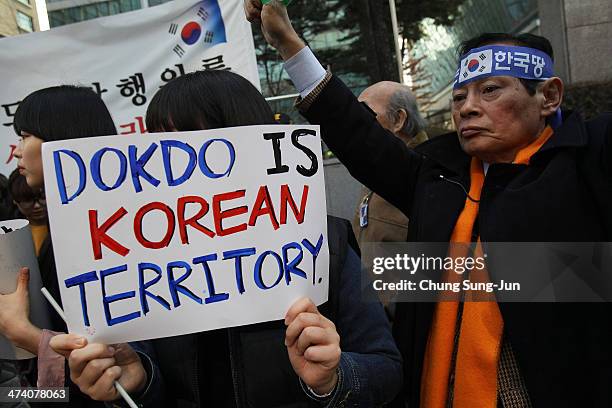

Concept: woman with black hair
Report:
left=0, top=85, right=117, bottom=407
left=52, top=70, right=402, bottom=407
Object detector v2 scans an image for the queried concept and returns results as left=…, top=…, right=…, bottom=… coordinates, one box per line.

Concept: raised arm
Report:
left=245, top=0, right=422, bottom=214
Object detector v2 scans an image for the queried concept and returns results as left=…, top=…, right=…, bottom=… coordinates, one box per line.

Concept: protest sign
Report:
left=0, top=0, right=259, bottom=177
left=0, top=219, right=51, bottom=359
left=42, top=125, right=328, bottom=344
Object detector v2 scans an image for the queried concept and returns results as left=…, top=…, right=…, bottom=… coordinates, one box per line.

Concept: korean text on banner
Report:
left=0, top=0, right=259, bottom=176
left=41, top=125, right=329, bottom=344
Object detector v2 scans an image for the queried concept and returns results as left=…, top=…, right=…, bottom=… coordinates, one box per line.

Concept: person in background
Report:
left=352, top=81, right=428, bottom=246
left=8, top=169, right=48, bottom=256
left=0, top=173, right=17, bottom=221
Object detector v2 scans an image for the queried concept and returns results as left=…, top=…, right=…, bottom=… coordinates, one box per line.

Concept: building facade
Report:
left=0, top=0, right=41, bottom=37
left=46, top=0, right=170, bottom=28
left=409, top=0, right=539, bottom=128
left=409, top=0, right=612, bottom=129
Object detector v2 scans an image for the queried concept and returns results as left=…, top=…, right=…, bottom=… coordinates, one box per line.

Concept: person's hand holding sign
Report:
left=285, top=297, right=341, bottom=396
left=243, top=0, right=305, bottom=60
left=50, top=336, right=146, bottom=402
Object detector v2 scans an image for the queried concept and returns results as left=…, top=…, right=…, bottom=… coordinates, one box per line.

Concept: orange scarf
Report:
left=421, top=126, right=553, bottom=408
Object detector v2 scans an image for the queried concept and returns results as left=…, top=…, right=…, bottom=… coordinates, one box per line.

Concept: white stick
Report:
left=40, top=288, right=66, bottom=322
left=40, top=287, right=139, bottom=408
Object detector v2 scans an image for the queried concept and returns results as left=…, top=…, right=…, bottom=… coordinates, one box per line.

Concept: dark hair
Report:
left=458, top=33, right=555, bottom=96
left=13, top=85, right=117, bottom=142
left=146, top=70, right=274, bottom=132
left=8, top=168, right=37, bottom=203
left=0, top=173, right=10, bottom=208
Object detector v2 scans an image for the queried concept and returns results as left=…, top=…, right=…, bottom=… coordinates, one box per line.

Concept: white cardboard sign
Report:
left=42, top=125, right=328, bottom=344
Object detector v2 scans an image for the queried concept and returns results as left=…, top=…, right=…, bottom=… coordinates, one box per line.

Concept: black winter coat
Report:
left=302, top=75, right=612, bottom=407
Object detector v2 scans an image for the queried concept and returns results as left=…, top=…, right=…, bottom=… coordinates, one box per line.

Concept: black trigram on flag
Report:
left=479, top=66, right=486, bottom=72
left=462, top=71, right=469, bottom=78
left=173, top=44, right=185, bottom=58
left=203, top=31, right=214, bottom=43
left=479, top=53, right=486, bottom=60
left=169, top=23, right=178, bottom=35
left=197, top=7, right=209, bottom=21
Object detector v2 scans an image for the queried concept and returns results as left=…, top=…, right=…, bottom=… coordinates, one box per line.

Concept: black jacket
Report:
left=145, top=216, right=402, bottom=408
left=302, top=75, right=612, bottom=407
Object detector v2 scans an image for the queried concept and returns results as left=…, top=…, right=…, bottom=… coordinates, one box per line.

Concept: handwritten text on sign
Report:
left=42, top=125, right=328, bottom=344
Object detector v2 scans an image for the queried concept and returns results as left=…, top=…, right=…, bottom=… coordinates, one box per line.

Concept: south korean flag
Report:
left=457, top=49, right=493, bottom=86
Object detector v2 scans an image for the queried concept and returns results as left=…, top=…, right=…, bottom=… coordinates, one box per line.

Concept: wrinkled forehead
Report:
left=453, top=44, right=554, bottom=90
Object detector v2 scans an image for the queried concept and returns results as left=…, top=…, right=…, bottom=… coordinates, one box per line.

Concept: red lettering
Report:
left=248, top=185, right=279, bottom=230
left=5, top=145, right=16, bottom=164
left=134, top=202, right=176, bottom=249
left=213, top=190, right=248, bottom=237
left=280, top=185, right=309, bottom=224
left=177, top=196, right=215, bottom=244
left=89, top=208, right=130, bottom=260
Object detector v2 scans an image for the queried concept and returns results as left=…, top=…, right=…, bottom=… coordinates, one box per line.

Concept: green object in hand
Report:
left=261, top=0, right=293, bottom=5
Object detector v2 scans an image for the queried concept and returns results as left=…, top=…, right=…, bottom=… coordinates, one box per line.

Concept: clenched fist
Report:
left=243, top=0, right=305, bottom=60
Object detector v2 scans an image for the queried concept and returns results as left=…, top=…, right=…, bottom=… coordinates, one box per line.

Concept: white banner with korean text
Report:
left=0, top=0, right=259, bottom=177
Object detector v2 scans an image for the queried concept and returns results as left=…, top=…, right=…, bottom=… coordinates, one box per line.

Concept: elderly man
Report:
left=352, top=82, right=428, bottom=245
left=245, top=1, right=612, bottom=407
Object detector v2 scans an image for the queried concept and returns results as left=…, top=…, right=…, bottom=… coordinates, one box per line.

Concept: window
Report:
left=148, top=0, right=173, bottom=7
left=48, top=0, right=142, bottom=27
left=15, top=0, right=31, bottom=6
left=84, top=4, right=99, bottom=20
left=16, top=11, right=33, bottom=32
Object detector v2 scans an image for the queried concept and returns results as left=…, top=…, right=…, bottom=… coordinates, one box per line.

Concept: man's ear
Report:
left=540, top=77, right=564, bottom=118
left=393, top=109, right=408, bottom=135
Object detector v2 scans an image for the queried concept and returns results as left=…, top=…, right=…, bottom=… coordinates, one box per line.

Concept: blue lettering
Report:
left=254, top=250, right=283, bottom=290
left=282, top=242, right=307, bottom=285
left=90, top=147, right=128, bottom=191
left=53, top=149, right=86, bottom=205
left=167, top=261, right=202, bottom=307
left=222, top=247, right=256, bottom=295
left=138, top=262, right=171, bottom=315
left=160, top=140, right=197, bottom=187
left=302, top=234, right=324, bottom=284
left=64, top=271, right=98, bottom=326
left=193, top=254, right=229, bottom=304
left=198, top=139, right=235, bottom=179
left=128, top=143, right=160, bottom=193
left=100, top=265, right=141, bottom=326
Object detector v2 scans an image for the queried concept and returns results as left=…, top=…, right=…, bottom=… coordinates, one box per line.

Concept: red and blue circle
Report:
left=181, top=21, right=201, bottom=45
left=467, top=59, right=480, bottom=72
